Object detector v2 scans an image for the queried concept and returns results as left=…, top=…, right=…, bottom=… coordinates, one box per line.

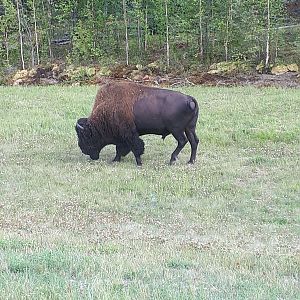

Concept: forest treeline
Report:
left=0, top=0, right=299, bottom=74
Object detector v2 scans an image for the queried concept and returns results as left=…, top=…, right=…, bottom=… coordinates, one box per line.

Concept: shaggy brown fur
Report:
left=89, top=81, right=145, bottom=139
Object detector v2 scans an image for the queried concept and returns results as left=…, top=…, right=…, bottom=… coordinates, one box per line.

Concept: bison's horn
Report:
left=76, top=122, right=84, bottom=130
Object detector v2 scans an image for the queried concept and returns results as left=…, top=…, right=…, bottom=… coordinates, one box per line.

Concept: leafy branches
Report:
left=0, top=0, right=297, bottom=71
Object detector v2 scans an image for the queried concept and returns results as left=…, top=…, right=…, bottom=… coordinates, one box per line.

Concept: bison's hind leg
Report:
left=185, top=127, right=199, bottom=164
left=170, top=131, right=188, bottom=165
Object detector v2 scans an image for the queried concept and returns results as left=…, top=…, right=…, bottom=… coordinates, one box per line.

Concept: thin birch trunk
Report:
left=210, top=0, right=215, bottom=61
left=137, top=15, right=141, bottom=52
left=104, top=0, right=108, bottom=48
left=42, top=0, right=53, bottom=60
left=91, top=0, right=97, bottom=55
left=16, top=0, right=25, bottom=69
left=4, top=30, right=9, bottom=65
left=224, top=0, right=232, bottom=61
left=20, top=2, right=35, bottom=66
left=32, top=0, right=40, bottom=65
left=165, top=0, right=170, bottom=67
left=144, top=4, right=148, bottom=51
left=265, top=0, right=270, bottom=68
left=199, top=0, right=203, bottom=61
left=122, top=0, right=129, bottom=65
left=30, top=32, right=35, bottom=67
left=275, top=30, right=278, bottom=62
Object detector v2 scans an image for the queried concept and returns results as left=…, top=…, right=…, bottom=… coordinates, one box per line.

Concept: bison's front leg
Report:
left=112, top=144, right=131, bottom=162
left=130, top=134, right=145, bottom=166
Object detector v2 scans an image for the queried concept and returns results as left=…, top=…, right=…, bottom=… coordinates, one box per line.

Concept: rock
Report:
left=12, top=70, right=28, bottom=81
left=130, top=70, right=144, bottom=81
left=39, top=78, right=59, bottom=85
left=132, top=74, right=143, bottom=81
left=13, top=79, right=24, bottom=86
left=256, top=61, right=264, bottom=74
left=147, top=62, right=159, bottom=69
left=96, top=66, right=111, bottom=77
left=28, top=68, right=37, bottom=78
left=147, top=61, right=161, bottom=74
left=52, top=64, right=60, bottom=73
left=271, top=65, right=288, bottom=75
left=207, top=69, right=219, bottom=74
left=58, top=72, right=69, bottom=81
left=52, top=64, right=60, bottom=78
left=136, top=64, right=143, bottom=71
left=287, top=64, right=298, bottom=72
left=208, top=61, right=250, bottom=75
left=86, top=67, right=96, bottom=77
left=130, top=69, right=144, bottom=81
left=142, top=75, right=150, bottom=81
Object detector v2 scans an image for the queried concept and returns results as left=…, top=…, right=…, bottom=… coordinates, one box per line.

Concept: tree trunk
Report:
left=16, top=0, right=25, bottom=70
left=265, top=0, right=270, bottom=69
left=165, top=0, right=170, bottom=67
left=42, top=0, right=53, bottom=60
left=122, top=0, right=129, bottom=65
left=32, top=0, right=40, bottom=65
left=4, top=29, right=9, bottom=65
left=209, top=0, right=215, bottom=63
left=137, top=15, right=141, bottom=53
left=20, top=3, right=35, bottom=67
left=224, top=0, right=232, bottom=61
left=91, top=0, right=97, bottom=56
left=144, top=4, right=148, bottom=51
left=198, top=0, right=203, bottom=61
left=274, top=29, right=278, bottom=63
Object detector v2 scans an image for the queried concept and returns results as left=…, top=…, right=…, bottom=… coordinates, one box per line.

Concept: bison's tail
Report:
left=188, top=97, right=199, bottom=114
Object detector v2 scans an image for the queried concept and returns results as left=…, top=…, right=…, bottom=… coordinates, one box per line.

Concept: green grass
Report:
left=0, top=85, right=299, bottom=299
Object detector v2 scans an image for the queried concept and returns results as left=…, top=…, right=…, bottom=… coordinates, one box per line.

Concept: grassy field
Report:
left=0, top=84, right=299, bottom=299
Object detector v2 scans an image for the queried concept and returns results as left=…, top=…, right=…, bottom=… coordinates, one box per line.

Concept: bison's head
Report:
left=75, top=118, right=101, bottom=160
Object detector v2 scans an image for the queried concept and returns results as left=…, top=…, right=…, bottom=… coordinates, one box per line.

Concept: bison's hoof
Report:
left=187, top=160, right=195, bottom=164
left=90, top=156, right=99, bottom=160
left=112, top=158, right=121, bottom=163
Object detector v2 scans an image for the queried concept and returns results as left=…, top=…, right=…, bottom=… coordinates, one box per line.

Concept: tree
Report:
left=32, top=0, right=40, bottom=65
left=122, top=0, right=129, bottom=65
left=198, top=0, right=204, bottom=61
left=0, top=0, right=296, bottom=73
left=16, top=0, right=25, bottom=69
left=165, top=0, right=169, bottom=67
left=265, top=0, right=270, bottom=68
left=0, top=0, right=16, bottom=66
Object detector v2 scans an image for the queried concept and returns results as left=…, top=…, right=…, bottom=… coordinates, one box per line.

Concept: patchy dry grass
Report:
left=0, top=85, right=299, bottom=299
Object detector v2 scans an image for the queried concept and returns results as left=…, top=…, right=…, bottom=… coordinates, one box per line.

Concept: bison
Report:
left=75, top=81, right=199, bottom=165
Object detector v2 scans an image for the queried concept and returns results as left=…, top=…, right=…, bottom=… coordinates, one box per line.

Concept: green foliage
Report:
left=65, top=65, right=96, bottom=82
left=208, top=60, right=252, bottom=75
left=0, top=0, right=17, bottom=66
left=72, top=20, right=95, bottom=63
left=0, top=0, right=298, bottom=72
